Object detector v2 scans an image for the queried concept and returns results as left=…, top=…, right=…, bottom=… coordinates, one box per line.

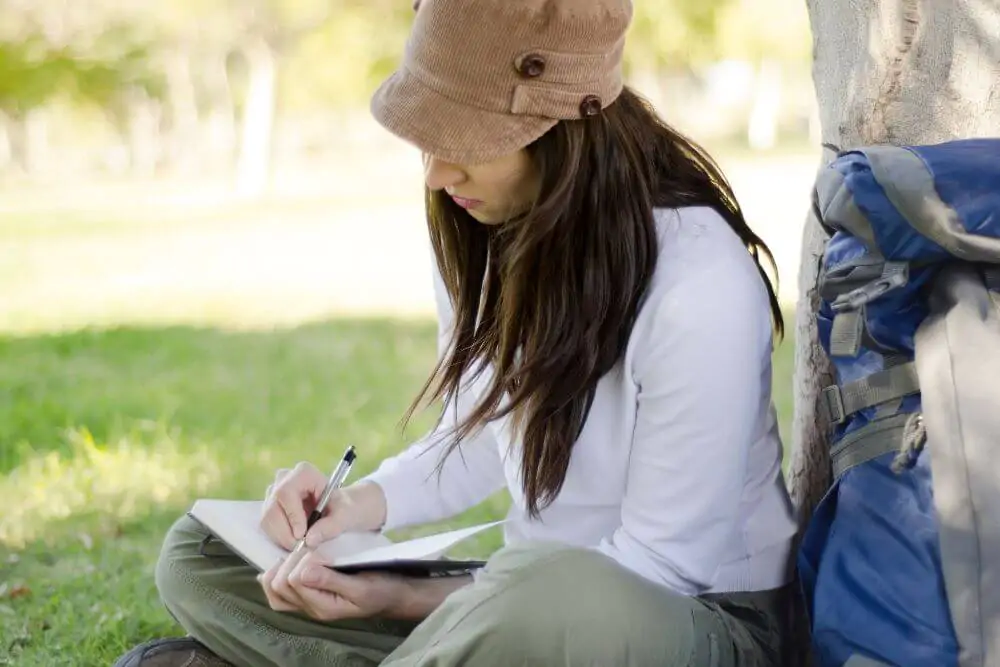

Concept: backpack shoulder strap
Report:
left=915, top=263, right=1000, bottom=667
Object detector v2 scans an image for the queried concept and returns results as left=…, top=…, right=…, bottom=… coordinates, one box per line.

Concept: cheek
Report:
left=500, top=166, right=538, bottom=207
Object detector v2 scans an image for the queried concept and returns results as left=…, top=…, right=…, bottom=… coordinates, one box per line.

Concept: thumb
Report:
left=304, top=512, right=350, bottom=548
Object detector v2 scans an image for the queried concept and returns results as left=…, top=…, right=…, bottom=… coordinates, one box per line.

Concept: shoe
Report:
left=112, top=637, right=233, bottom=666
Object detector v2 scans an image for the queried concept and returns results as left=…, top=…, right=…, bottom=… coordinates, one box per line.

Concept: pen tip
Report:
left=344, top=446, right=356, bottom=463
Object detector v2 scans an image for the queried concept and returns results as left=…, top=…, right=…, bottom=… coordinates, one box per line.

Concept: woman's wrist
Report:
left=386, top=574, right=472, bottom=621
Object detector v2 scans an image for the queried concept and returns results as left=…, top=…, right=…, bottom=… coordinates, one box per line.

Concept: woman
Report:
left=116, top=0, right=797, bottom=665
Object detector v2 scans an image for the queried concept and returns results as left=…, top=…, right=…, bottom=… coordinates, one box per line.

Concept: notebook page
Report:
left=189, top=499, right=391, bottom=571
left=330, top=521, right=504, bottom=567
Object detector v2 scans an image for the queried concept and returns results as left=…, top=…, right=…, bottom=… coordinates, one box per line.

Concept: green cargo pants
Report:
left=155, top=514, right=788, bottom=666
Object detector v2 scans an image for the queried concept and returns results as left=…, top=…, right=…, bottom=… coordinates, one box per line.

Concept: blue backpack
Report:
left=797, top=138, right=1000, bottom=667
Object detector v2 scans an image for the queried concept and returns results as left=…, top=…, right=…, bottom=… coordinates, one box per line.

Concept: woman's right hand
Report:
left=260, top=462, right=388, bottom=550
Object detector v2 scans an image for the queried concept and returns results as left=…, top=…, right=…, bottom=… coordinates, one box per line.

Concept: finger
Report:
left=287, top=554, right=362, bottom=622
left=263, top=469, right=290, bottom=502
left=289, top=556, right=368, bottom=600
left=272, top=467, right=291, bottom=488
left=303, top=509, right=349, bottom=548
left=294, top=581, right=358, bottom=622
left=259, top=467, right=295, bottom=546
left=258, top=560, right=298, bottom=612
left=275, top=492, right=308, bottom=542
left=274, top=463, right=326, bottom=541
left=260, top=497, right=298, bottom=549
left=270, top=550, right=309, bottom=609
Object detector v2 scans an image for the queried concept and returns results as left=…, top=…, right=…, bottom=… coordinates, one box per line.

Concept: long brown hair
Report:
left=406, top=86, right=782, bottom=517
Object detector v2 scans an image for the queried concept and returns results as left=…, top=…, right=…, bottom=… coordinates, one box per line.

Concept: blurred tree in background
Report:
left=0, top=1, right=163, bottom=173
left=0, top=0, right=811, bottom=195
left=627, top=0, right=730, bottom=73
left=716, top=0, right=813, bottom=148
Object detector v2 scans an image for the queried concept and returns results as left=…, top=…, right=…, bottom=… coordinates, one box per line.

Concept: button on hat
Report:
left=518, top=54, right=547, bottom=78
left=579, top=95, right=603, bottom=118
left=370, top=0, right=633, bottom=165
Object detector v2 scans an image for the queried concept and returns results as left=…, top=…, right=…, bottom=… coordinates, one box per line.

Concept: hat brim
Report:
left=371, top=68, right=558, bottom=166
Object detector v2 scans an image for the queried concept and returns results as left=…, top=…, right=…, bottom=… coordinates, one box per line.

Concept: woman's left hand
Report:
left=259, top=547, right=410, bottom=622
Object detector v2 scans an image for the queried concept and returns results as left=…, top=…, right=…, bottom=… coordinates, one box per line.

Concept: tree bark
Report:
left=791, top=0, right=1000, bottom=525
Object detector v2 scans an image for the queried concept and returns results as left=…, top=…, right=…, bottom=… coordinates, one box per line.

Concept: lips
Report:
left=450, top=195, right=483, bottom=210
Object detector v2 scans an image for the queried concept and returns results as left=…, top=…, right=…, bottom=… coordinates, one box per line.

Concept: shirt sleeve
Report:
left=593, top=260, right=773, bottom=595
left=362, top=263, right=507, bottom=531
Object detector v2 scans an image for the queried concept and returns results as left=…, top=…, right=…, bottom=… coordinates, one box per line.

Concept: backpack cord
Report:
left=892, top=412, right=926, bottom=474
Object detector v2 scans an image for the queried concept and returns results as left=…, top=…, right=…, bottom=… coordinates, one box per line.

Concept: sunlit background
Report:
left=3, top=1, right=814, bottom=662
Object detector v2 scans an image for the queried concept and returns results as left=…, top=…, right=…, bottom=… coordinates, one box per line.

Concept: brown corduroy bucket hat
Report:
left=370, top=0, right=633, bottom=166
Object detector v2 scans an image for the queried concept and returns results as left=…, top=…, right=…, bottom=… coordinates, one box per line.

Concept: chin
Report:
left=467, top=209, right=503, bottom=225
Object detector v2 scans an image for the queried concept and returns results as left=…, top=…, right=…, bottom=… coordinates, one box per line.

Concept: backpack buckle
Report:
left=821, top=385, right=846, bottom=425
left=831, top=262, right=910, bottom=312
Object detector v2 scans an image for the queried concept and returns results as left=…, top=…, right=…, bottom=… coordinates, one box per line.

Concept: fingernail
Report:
left=255, top=573, right=263, bottom=583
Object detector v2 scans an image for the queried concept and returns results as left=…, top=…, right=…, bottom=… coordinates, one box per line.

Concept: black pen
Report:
left=292, top=445, right=357, bottom=553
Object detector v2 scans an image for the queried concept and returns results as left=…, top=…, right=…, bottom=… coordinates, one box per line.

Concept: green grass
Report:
left=0, top=316, right=796, bottom=665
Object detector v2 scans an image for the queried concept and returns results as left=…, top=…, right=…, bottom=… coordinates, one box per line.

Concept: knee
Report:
left=154, top=513, right=215, bottom=614
left=482, top=547, right=645, bottom=641
left=483, top=542, right=644, bottom=608
left=472, top=546, right=703, bottom=664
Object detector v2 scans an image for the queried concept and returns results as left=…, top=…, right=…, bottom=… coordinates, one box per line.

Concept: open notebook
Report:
left=189, top=499, right=502, bottom=577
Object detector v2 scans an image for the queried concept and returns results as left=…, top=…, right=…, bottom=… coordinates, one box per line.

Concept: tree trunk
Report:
left=790, top=0, right=1000, bottom=525
left=235, top=36, right=278, bottom=198
left=2, top=112, right=29, bottom=174
left=126, top=91, right=162, bottom=178
left=202, top=51, right=238, bottom=170
left=5, top=109, right=50, bottom=175
left=164, top=49, right=201, bottom=174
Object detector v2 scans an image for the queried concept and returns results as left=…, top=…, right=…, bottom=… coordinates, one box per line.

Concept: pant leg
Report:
left=382, top=542, right=785, bottom=667
left=155, top=514, right=416, bottom=667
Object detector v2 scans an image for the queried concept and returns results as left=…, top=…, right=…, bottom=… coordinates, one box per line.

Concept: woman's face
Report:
left=424, top=151, right=541, bottom=225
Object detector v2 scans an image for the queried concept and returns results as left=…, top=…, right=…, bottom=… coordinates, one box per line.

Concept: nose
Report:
left=424, top=156, right=466, bottom=192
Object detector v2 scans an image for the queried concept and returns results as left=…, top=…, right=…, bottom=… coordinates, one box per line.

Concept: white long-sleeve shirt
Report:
left=364, top=205, right=797, bottom=596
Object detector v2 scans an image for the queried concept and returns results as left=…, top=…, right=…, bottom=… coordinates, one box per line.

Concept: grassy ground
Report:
left=0, top=158, right=802, bottom=664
